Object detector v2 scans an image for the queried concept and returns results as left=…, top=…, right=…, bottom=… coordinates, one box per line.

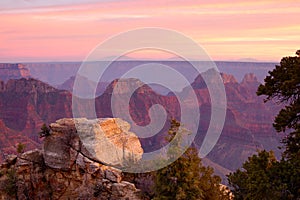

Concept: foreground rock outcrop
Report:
left=0, top=118, right=143, bottom=200
left=44, top=118, right=143, bottom=168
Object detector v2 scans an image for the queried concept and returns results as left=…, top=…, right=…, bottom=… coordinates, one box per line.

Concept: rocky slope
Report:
left=185, top=71, right=282, bottom=175
left=0, top=118, right=143, bottom=200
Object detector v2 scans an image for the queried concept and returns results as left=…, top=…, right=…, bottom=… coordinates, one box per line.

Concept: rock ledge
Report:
left=0, top=118, right=143, bottom=200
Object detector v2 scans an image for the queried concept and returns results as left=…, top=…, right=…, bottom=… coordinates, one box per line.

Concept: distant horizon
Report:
left=0, top=58, right=279, bottom=64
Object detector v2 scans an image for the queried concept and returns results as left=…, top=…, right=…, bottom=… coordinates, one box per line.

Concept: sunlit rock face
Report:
left=44, top=118, right=143, bottom=169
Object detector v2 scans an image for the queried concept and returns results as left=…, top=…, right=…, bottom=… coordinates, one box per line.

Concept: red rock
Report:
left=0, top=63, right=30, bottom=81
left=0, top=71, right=283, bottom=179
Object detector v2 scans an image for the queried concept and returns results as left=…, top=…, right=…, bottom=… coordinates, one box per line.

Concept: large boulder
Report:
left=44, top=118, right=143, bottom=169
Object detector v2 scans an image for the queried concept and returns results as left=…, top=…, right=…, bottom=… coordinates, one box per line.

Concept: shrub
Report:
left=39, top=123, right=51, bottom=138
left=16, top=143, right=26, bottom=154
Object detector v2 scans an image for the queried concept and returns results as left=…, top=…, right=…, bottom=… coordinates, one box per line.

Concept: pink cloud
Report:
left=0, top=0, right=299, bottom=62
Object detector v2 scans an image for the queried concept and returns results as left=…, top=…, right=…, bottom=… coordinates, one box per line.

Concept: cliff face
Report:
left=0, top=78, right=73, bottom=162
left=0, top=63, right=30, bottom=82
left=187, top=72, right=282, bottom=172
left=91, top=72, right=282, bottom=175
left=0, top=68, right=283, bottom=180
left=0, top=118, right=143, bottom=200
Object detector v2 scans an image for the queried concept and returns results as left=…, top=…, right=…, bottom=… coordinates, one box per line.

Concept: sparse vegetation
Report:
left=39, top=123, right=51, bottom=138
left=16, top=142, right=26, bottom=154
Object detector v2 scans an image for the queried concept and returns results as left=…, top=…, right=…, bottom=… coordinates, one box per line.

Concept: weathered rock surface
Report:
left=0, top=118, right=143, bottom=200
left=44, top=118, right=143, bottom=169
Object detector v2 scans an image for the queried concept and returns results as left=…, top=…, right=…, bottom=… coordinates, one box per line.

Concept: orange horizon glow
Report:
left=0, top=0, right=299, bottom=62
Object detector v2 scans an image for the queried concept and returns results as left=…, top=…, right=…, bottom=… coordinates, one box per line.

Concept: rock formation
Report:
left=0, top=63, right=30, bottom=82
left=221, top=73, right=238, bottom=84
left=0, top=118, right=143, bottom=200
left=0, top=66, right=283, bottom=182
left=44, top=118, right=143, bottom=168
left=0, top=78, right=73, bottom=162
left=241, top=73, right=258, bottom=84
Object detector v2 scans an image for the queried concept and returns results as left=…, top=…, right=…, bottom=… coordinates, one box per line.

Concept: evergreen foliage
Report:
left=154, top=119, right=230, bottom=200
left=228, top=151, right=284, bottom=200
left=229, top=50, right=300, bottom=199
left=39, top=123, right=51, bottom=138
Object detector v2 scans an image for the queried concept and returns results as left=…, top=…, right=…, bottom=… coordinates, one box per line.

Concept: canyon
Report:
left=0, top=62, right=283, bottom=182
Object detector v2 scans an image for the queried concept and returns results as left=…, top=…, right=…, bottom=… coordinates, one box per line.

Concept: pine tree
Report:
left=39, top=123, right=51, bottom=138
left=228, top=150, right=283, bottom=200
left=154, top=119, right=230, bottom=200
left=229, top=50, right=300, bottom=199
left=257, top=50, right=300, bottom=198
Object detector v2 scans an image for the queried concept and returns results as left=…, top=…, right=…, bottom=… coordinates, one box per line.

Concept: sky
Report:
left=0, top=0, right=299, bottom=62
